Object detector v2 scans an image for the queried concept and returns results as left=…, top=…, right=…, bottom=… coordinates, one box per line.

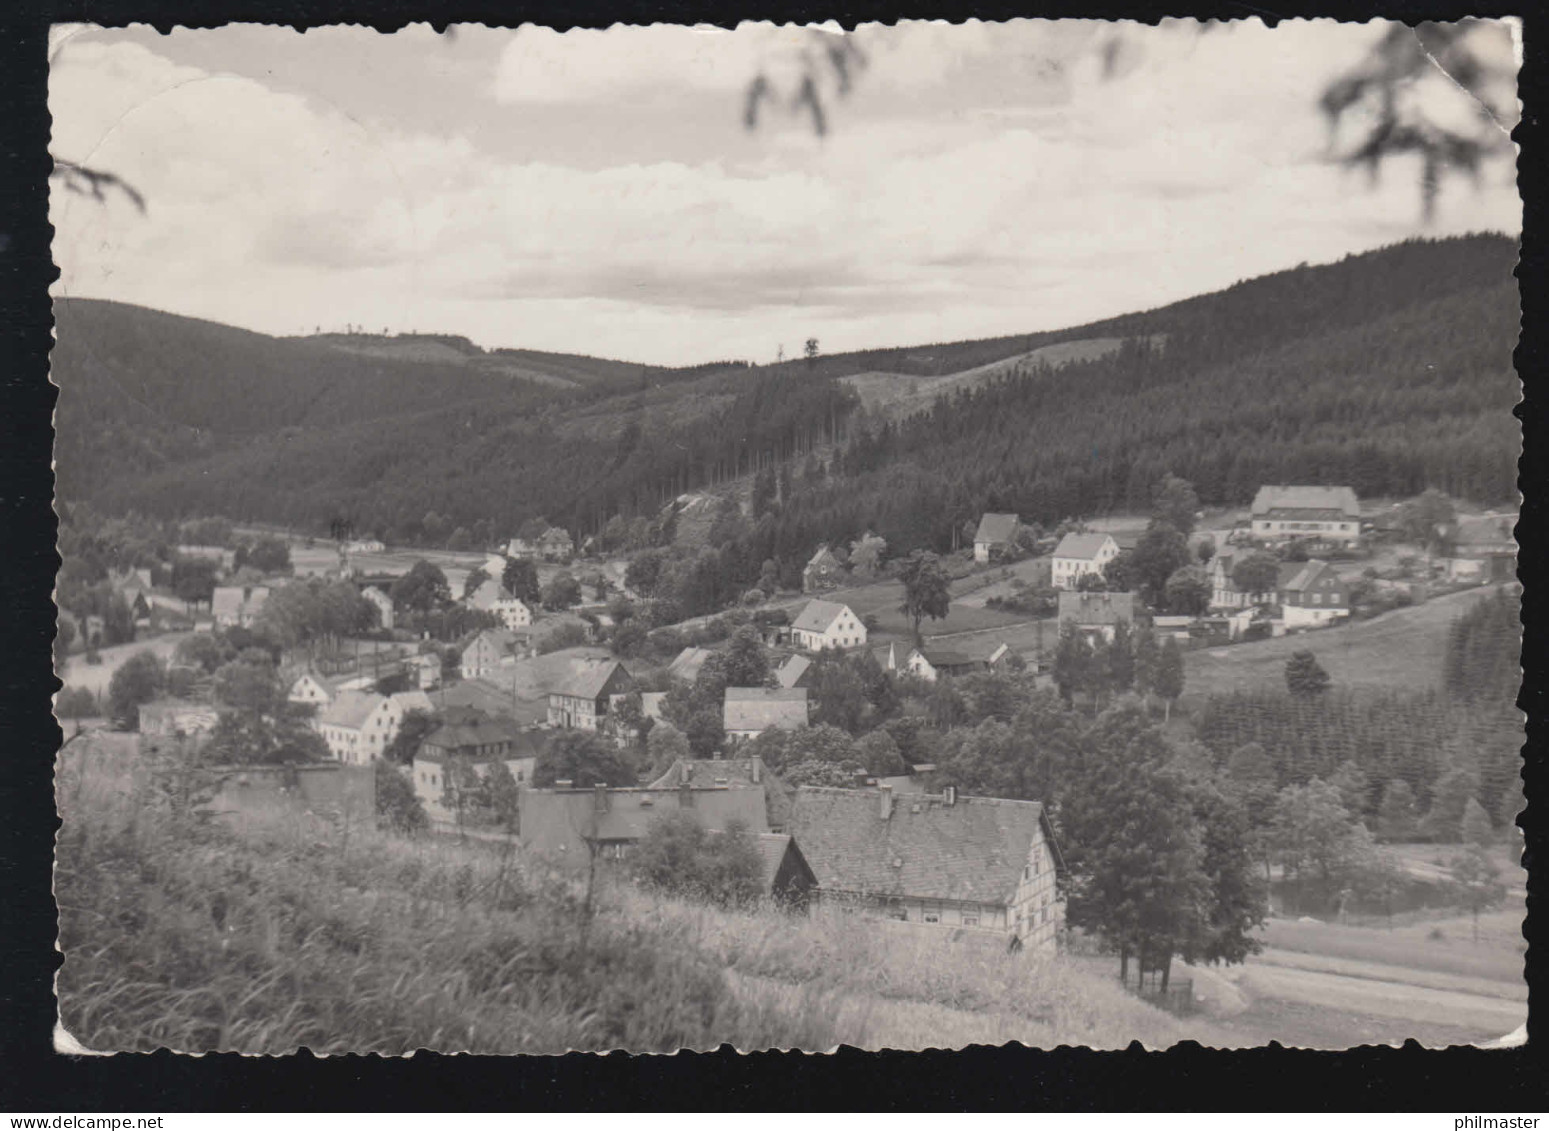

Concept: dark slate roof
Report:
left=788, top=786, right=1056, bottom=906
left=1251, top=485, right=1359, bottom=518
left=648, top=757, right=795, bottom=830
left=419, top=713, right=527, bottom=760
left=915, top=648, right=978, bottom=669
left=974, top=513, right=1020, bottom=546
left=1057, top=590, right=1135, bottom=625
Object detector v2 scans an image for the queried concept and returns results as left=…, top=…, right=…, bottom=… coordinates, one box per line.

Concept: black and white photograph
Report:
left=47, top=17, right=1524, bottom=1055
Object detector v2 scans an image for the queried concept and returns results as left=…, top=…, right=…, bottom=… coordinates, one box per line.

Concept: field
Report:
left=54, top=733, right=1218, bottom=1054
left=1180, top=585, right=1496, bottom=701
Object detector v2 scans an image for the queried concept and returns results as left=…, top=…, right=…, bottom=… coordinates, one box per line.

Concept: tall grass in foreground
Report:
left=55, top=737, right=1200, bottom=1053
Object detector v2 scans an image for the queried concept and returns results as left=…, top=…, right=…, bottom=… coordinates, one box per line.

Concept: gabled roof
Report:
left=805, top=545, right=840, bottom=569
left=1449, top=514, right=1517, bottom=550
left=361, top=585, right=392, bottom=604
left=753, top=833, right=814, bottom=892
left=974, top=513, right=1020, bottom=546
left=464, top=627, right=518, bottom=655
left=792, top=599, right=851, bottom=634
left=667, top=646, right=712, bottom=683
left=648, top=756, right=795, bottom=830
left=1277, top=559, right=1335, bottom=593
left=776, top=653, right=812, bottom=688
left=390, top=690, right=435, bottom=715
left=1052, top=532, right=1116, bottom=561
left=912, top=647, right=980, bottom=669
left=723, top=687, right=809, bottom=733
left=419, top=712, right=525, bottom=760
left=789, top=787, right=1059, bottom=905
left=1251, top=485, right=1360, bottom=518
left=317, top=690, right=387, bottom=730
left=432, top=678, right=517, bottom=718
left=553, top=660, right=633, bottom=701
left=1057, top=590, right=1136, bottom=625
left=467, top=577, right=514, bottom=610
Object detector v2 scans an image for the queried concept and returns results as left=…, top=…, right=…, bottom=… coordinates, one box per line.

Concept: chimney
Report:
left=943, top=785, right=957, bottom=807
left=879, top=783, right=894, bottom=820
left=594, top=783, right=609, bottom=813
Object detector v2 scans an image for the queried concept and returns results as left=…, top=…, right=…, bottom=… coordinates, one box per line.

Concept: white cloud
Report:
left=50, top=21, right=1520, bottom=365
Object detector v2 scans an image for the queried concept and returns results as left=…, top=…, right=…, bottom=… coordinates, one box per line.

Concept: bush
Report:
left=55, top=686, right=99, bottom=719
left=376, top=762, right=428, bottom=834
left=537, top=623, right=588, bottom=655
left=632, top=812, right=764, bottom=908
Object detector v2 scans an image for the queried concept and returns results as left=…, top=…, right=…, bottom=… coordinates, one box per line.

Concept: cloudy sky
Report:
left=50, top=19, right=1520, bottom=366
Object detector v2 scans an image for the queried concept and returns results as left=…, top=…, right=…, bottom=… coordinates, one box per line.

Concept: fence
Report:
left=1120, top=969, right=1196, bottom=1016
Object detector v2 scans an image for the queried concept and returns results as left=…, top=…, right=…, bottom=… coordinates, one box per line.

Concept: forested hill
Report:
left=52, top=234, right=1518, bottom=548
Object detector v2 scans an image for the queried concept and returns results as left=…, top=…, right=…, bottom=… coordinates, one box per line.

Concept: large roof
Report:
left=465, top=627, right=518, bottom=654
left=753, top=834, right=812, bottom=891
left=1277, top=559, right=1334, bottom=593
left=419, top=712, right=525, bottom=760
left=667, top=646, right=712, bottom=683
left=1057, top=590, right=1135, bottom=625
left=776, top=653, right=812, bottom=688
left=789, top=786, right=1057, bottom=906
left=805, top=545, right=840, bottom=569
left=1449, top=514, right=1517, bottom=550
left=648, top=756, right=795, bottom=830
left=432, top=677, right=516, bottom=718
left=974, top=513, right=1020, bottom=546
left=1052, top=532, right=1115, bottom=561
left=913, top=648, right=979, bottom=669
left=390, top=690, right=435, bottom=715
left=723, top=687, right=809, bottom=733
left=553, top=660, right=633, bottom=701
left=792, top=599, right=851, bottom=634
left=1251, top=485, right=1360, bottom=518
left=318, top=690, right=386, bottom=730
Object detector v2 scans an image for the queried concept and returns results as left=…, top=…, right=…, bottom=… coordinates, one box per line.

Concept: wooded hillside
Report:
left=52, top=234, right=1518, bottom=547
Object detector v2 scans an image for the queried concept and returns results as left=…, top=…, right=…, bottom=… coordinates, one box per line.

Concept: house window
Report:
left=923, top=912, right=940, bottom=924
left=1312, top=592, right=1322, bottom=605
left=962, top=914, right=980, bottom=927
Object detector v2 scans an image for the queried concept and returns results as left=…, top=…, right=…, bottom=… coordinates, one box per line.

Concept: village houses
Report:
left=1209, top=552, right=1278, bottom=610
left=1249, top=485, right=1361, bottom=546
left=802, top=545, right=844, bottom=592
left=461, top=627, right=521, bottom=680
left=315, top=691, right=395, bottom=765
left=791, top=599, right=867, bottom=652
left=973, top=512, right=1022, bottom=563
left=519, top=782, right=770, bottom=864
left=211, top=585, right=270, bottom=628
left=405, top=650, right=444, bottom=690
left=1275, top=559, right=1349, bottom=628
left=723, top=687, right=810, bottom=742
left=905, top=647, right=985, bottom=681
left=360, top=585, right=394, bottom=631
left=1058, top=590, right=1136, bottom=643
left=546, top=660, right=635, bottom=731
left=788, top=785, right=1065, bottom=953
left=1443, top=513, right=1518, bottom=583
left=466, top=577, right=534, bottom=632
left=412, top=709, right=537, bottom=822
left=288, top=670, right=340, bottom=710
left=649, top=754, right=796, bottom=832
left=537, top=527, right=575, bottom=562
left=1051, top=533, right=1120, bottom=590
left=345, top=538, right=385, bottom=554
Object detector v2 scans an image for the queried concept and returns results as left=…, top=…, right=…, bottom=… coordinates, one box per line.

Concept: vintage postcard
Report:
left=49, top=18, right=1523, bottom=1054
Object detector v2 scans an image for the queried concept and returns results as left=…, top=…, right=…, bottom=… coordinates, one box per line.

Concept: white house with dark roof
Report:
left=461, top=627, right=519, bottom=680
left=791, top=599, right=866, bottom=652
left=723, top=687, right=810, bottom=741
left=288, top=670, right=341, bottom=709
left=789, top=785, right=1065, bottom=952
left=1051, top=533, right=1120, bottom=590
left=973, top=513, right=1022, bottom=563
left=1250, top=485, right=1361, bottom=545
left=360, top=585, right=394, bottom=631
left=1443, top=514, right=1518, bottom=583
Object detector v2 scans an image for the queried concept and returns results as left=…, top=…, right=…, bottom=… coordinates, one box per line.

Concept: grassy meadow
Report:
left=54, top=734, right=1212, bottom=1054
